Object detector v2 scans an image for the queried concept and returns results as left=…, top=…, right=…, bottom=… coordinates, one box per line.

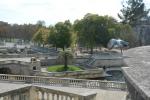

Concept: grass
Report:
left=47, top=65, right=82, bottom=72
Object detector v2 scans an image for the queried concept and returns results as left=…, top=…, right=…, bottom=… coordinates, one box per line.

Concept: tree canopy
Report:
left=118, top=0, right=150, bottom=26
left=32, top=27, right=50, bottom=46
left=48, top=20, right=72, bottom=50
left=74, top=14, right=117, bottom=53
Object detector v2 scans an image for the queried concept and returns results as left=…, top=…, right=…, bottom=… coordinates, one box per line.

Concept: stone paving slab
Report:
left=0, top=82, right=31, bottom=94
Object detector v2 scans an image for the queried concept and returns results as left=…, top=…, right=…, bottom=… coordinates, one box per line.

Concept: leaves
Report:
left=118, top=0, right=150, bottom=26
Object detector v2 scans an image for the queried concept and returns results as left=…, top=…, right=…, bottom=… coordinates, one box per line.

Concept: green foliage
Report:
left=48, top=26, right=57, bottom=47
left=48, top=20, right=72, bottom=50
left=74, top=14, right=117, bottom=53
left=58, top=51, right=73, bottom=70
left=118, top=0, right=150, bottom=26
left=47, top=65, right=81, bottom=72
left=32, top=27, right=50, bottom=46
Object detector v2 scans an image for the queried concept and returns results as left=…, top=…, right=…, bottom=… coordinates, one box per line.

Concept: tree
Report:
left=36, top=20, right=46, bottom=27
left=52, top=20, right=72, bottom=51
left=32, top=28, right=49, bottom=46
left=48, top=26, right=57, bottom=48
left=114, top=24, right=137, bottom=47
left=58, top=51, right=73, bottom=71
left=74, top=14, right=116, bottom=54
left=118, top=0, right=150, bottom=26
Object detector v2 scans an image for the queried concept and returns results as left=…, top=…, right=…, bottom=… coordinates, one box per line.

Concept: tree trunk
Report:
left=64, top=53, right=68, bottom=71
left=90, top=46, right=93, bottom=54
left=63, top=47, right=65, bottom=51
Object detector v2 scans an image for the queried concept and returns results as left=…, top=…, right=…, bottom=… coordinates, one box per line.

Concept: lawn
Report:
left=47, top=65, right=82, bottom=72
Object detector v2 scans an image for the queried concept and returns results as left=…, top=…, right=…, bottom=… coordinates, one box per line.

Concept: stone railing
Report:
left=0, top=86, right=96, bottom=100
left=35, top=86, right=96, bottom=100
left=0, top=74, right=127, bottom=91
left=0, top=60, right=29, bottom=65
left=0, top=53, right=58, bottom=58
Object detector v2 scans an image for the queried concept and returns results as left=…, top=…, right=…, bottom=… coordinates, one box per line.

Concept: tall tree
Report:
left=118, top=0, right=150, bottom=26
left=32, top=28, right=49, bottom=46
left=52, top=20, right=72, bottom=51
left=74, top=14, right=115, bottom=54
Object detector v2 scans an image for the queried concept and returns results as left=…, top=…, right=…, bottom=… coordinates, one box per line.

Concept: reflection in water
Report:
left=106, top=70, right=125, bottom=82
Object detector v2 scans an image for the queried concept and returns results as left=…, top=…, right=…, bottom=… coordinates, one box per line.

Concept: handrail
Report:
left=0, top=74, right=127, bottom=91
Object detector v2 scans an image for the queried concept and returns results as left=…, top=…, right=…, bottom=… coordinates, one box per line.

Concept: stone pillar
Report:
left=70, top=96, right=73, bottom=100
left=47, top=93, right=49, bottom=100
left=10, top=94, right=15, bottom=100
left=7, top=95, right=11, bottom=100
left=29, top=87, right=38, bottom=100
left=65, top=96, right=68, bottom=100
left=52, top=93, right=55, bottom=100
left=19, top=94, right=22, bottom=100
left=61, top=95, right=64, bottom=100
left=41, top=92, right=45, bottom=100
left=3, top=96, right=8, bottom=100
left=57, top=94, right=59, bottom=100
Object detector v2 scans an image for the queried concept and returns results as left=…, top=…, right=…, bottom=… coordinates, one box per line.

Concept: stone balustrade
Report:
left=0, top=86, right=96, bottom=100
left=0, top=60, right=29, bottom=65
left=0, top=74, right=127, bottom=91
left=0, top=86, right=30, bottom=100
left=0, top=53, right=57, bottom=58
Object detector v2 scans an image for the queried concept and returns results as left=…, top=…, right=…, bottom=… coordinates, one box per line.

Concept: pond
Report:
left=106, top=70, right=125, bottom=82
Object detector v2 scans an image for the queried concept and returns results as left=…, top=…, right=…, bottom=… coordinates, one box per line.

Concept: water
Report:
left=106, top=70, right=125, bottom=82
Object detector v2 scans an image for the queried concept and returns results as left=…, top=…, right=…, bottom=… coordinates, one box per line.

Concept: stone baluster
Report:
left=18, top=94, right=22, bottom=100
left=41, top=92, right=45, bottom=100
left=3, top=96, right=7, bottom=100
left=57, top=94, right=59, bottom=100
left=65, top=96, right=68, bottom=100
left=61, top=95, right=64, bottom=100
left=70, top=96, right=73, bottom=100
left=47, top=93, right=49, bottom=100
left=10, top=94, right=14, bottom=100
left=52, top=93, right=55, bottom=100
left=6, top=95, right=11, bottom=100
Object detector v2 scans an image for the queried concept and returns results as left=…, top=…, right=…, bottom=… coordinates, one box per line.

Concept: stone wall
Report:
left=39, top=69, right=104, bottom=79
left=93, top=59, right=124, bottom=67
left=0, top=64, right=30, bottom=75
left=0, top=59, right=41, bottom=75
left=125, top=78, right=145, bottom=100
left=122, top=46, right=150, bottom=100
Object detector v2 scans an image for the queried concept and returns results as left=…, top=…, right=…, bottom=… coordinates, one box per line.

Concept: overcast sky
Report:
left=0, top=0, right=149, bottom=26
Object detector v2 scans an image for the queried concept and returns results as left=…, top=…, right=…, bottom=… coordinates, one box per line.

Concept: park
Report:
left=0, top=0, right=150, bottom=100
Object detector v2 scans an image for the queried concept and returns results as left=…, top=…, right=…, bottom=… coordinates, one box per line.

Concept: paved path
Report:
left=0, top=82, right=30, bottom=94
left=0, top=82, right=127, bottom=100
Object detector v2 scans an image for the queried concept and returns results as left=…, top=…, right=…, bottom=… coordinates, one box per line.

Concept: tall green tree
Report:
left=53, top=20, right=72, bottom=51
left=111, top=24, right=137, bottom=47
left=74, top=14, right=116, bottom=54
left=58, top=51, right=73, bottom=71
left=32, top=28, right=49, bottom=46
left=118, top=0, right=150, bottom=26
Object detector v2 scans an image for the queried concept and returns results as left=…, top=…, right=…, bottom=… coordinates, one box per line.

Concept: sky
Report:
left=0, top=0, right=150, bottom=26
